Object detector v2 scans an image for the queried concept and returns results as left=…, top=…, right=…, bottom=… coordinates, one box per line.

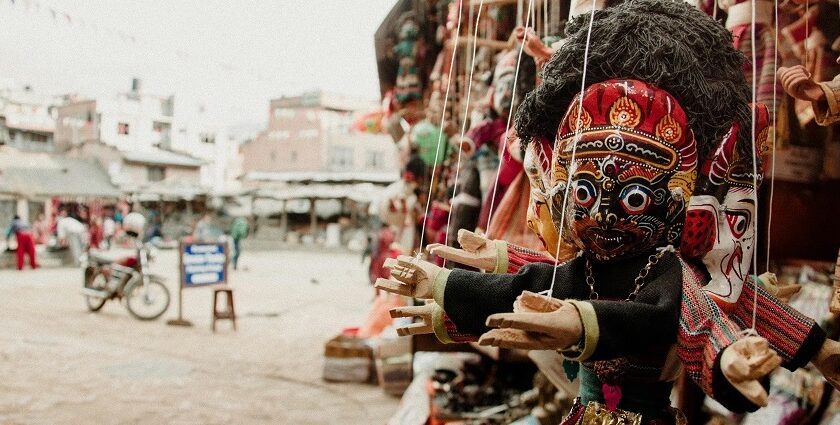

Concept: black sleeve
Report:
left=586, top=254, right=683, bottom=360
left=443, top=262, right=577, bottom=335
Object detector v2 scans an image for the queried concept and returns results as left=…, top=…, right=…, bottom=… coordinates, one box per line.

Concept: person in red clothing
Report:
left=5, top=215, right=38, bottom=270
left=88, top=216, right=103, bottom=250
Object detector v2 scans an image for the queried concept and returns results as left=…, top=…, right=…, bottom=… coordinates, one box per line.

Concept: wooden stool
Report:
left=212, top=286, right=236, bottom=332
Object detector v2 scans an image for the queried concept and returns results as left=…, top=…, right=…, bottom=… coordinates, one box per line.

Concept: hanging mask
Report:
left=550, top=80, right=698, bottom=262
left=491, top=50, right=518, bottom=116
left=690, top=104, right=770, bottom=305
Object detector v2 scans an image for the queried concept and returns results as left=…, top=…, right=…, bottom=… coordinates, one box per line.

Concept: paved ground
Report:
left=0, top=248, right=399, bottom=424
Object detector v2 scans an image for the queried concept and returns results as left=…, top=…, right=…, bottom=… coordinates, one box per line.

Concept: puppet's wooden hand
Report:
left=812, top=338, right=840, bottom=391
left=514, top=27, right=553, bottom=65
left=721, top=336, right=782, bottom=406
left=375, top=255, right=440, bottom=299
left=427, top=229, right=497, bottom=271
left=757, top=272, right=801, bottom=303
left=389, top=303, right=436, bottom=336
left=478, top=298, right=582, bottom=350
left=778, top=66, right=826, bottom=102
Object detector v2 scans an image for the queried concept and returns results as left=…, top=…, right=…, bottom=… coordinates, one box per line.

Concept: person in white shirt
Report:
left=102, top=215, right=116, bottom=249
left=57, top=209, right=86, bottom=267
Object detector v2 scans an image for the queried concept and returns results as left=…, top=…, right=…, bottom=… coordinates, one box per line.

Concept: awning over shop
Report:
left=243, top=170, right=399, bottom=185
left=0, top=148, right=121, bottom=199
left=127, top=184, right=208, bottom=202
left=251, top=183, right=383, bottom=204
left=122, top=147, right=204, bottom=168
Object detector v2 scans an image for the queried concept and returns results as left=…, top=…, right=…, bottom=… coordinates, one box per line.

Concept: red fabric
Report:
left=369, top=227, right=395, bottom=284
left=89, top=222, right=103, bottom=249
left=15, top=231, right=37, bottom=270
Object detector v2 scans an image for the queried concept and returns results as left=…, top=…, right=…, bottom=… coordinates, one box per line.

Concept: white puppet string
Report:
left=765, top=0, right=779, bottom=269
left=547, top=0, right=598, bottom=296
left=418, top=0, right=464, bottom=253
left=442, top=0, right=485, bottom=253
left=485, top=0, right=534, bottom=232
left=748, top=0, right=760, bottom=334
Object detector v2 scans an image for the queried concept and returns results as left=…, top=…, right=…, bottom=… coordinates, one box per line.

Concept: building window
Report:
left=117, top=122, right=130, bottom=135
left=290, top=151, right=297, bottom=162
left=200, top=132, right=215, bottom=144
left=147, top=166, right=165, bottom=182
left=270, top=152, right=277, bottom=162
left=365, top=151, right=383, bottom=168
left=274, top=108, right=295, bottom=119
left=330, top=146, right=354, bottom=170
left=298, top=129, right=319, bottom=139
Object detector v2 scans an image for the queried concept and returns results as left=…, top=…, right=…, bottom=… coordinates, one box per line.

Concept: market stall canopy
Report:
left=243, top=170, right=399, bottom=185
left=252, top=183, right=384, bottom=203
left=127, top=184, right=208, bottom=202
left=0, top=147, right=121, bottom=199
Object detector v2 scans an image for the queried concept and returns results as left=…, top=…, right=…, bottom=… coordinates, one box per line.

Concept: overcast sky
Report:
left=0, top=0, right=397, bottom=128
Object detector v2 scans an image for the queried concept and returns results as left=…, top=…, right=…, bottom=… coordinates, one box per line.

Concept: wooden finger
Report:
left=424, top=243, right=444, bottom=254
left=486, top=312, right=557, bottom=335
left=374, top=278, right=414, bottom=297
left=749, top=353, right=782, bottom=379
left=478, top=328, right=541, bottom=350
left=397, top=322, right=433, bottom=336
left=457, top=229, right=487, bottom=252
left=429, top=245, right=479, bottom=267
left=732, top=381, right=769, bottom=406
left=383, top=258, right=399, bottom=269
left=390, top=304, right=434, bottom=318
left=395, top=255, right=417, bottom=266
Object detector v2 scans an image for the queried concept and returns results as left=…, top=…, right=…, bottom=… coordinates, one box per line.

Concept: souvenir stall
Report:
left=325, top=0, right=840, bottom=424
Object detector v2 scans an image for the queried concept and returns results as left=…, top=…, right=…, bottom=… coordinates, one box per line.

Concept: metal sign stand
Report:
left=167, top=240, right=194, bottom=327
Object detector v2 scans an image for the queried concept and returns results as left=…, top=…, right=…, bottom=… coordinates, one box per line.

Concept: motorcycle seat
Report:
left=88, top=252, right=115, bottom=265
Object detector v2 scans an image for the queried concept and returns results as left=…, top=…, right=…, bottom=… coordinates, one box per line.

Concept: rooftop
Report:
left=0, top=147, right=121, bottom=198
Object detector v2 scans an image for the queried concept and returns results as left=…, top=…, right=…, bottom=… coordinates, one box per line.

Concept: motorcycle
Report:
left=81, top=240, right=171, bottom=320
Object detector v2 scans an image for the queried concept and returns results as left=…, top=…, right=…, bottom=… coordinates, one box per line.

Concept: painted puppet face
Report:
left=702, top=187, right=756, bottom=301
left=682, top=104, right=769, bottom=304
left=550, top=80, right=697, bottom=262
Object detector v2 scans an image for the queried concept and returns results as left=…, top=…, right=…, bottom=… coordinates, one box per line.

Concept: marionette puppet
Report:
left=381, top=78, right=769, bottom=423
left=394, top=12, right=424, bottom=106
left=376, top=1, right=840, bottom=422
left=778, top=59, right=840, bottom=126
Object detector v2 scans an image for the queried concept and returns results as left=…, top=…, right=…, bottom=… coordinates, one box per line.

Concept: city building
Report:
left=0, top=81, right=62, bottom=153
left=241, top=91, right=398, bottom=177
left=240, top=91, right=399, bottom=239
left=55, top=79, right=207, bottom=200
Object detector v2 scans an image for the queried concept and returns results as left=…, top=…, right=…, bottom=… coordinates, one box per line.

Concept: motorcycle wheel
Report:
left=84, top=271, right=108, bottom=312
left=124, top=277, right=170, bottom=321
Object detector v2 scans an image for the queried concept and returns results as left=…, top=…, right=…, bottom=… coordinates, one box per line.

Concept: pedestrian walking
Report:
left=5, top=215, right=38, bottom=270
left=57, top=209, right=86, bottom=267
left=103, top=214, right=116, bottom=249
left=230, top=217, right=249, bottom=270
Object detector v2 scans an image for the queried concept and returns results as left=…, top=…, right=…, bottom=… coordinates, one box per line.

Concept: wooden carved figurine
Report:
left=778, top=61, right=840, bottom=126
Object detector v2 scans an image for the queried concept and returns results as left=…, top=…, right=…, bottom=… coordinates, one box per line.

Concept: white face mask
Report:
left=701, top=187, right=756, bottom=303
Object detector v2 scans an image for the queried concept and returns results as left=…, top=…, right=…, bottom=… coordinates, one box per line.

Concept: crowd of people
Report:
left=4, top=205, right=251, bottom=272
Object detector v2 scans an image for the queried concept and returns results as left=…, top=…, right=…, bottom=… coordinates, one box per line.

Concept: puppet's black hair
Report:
left=514, top=0, right=752, bottom=161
